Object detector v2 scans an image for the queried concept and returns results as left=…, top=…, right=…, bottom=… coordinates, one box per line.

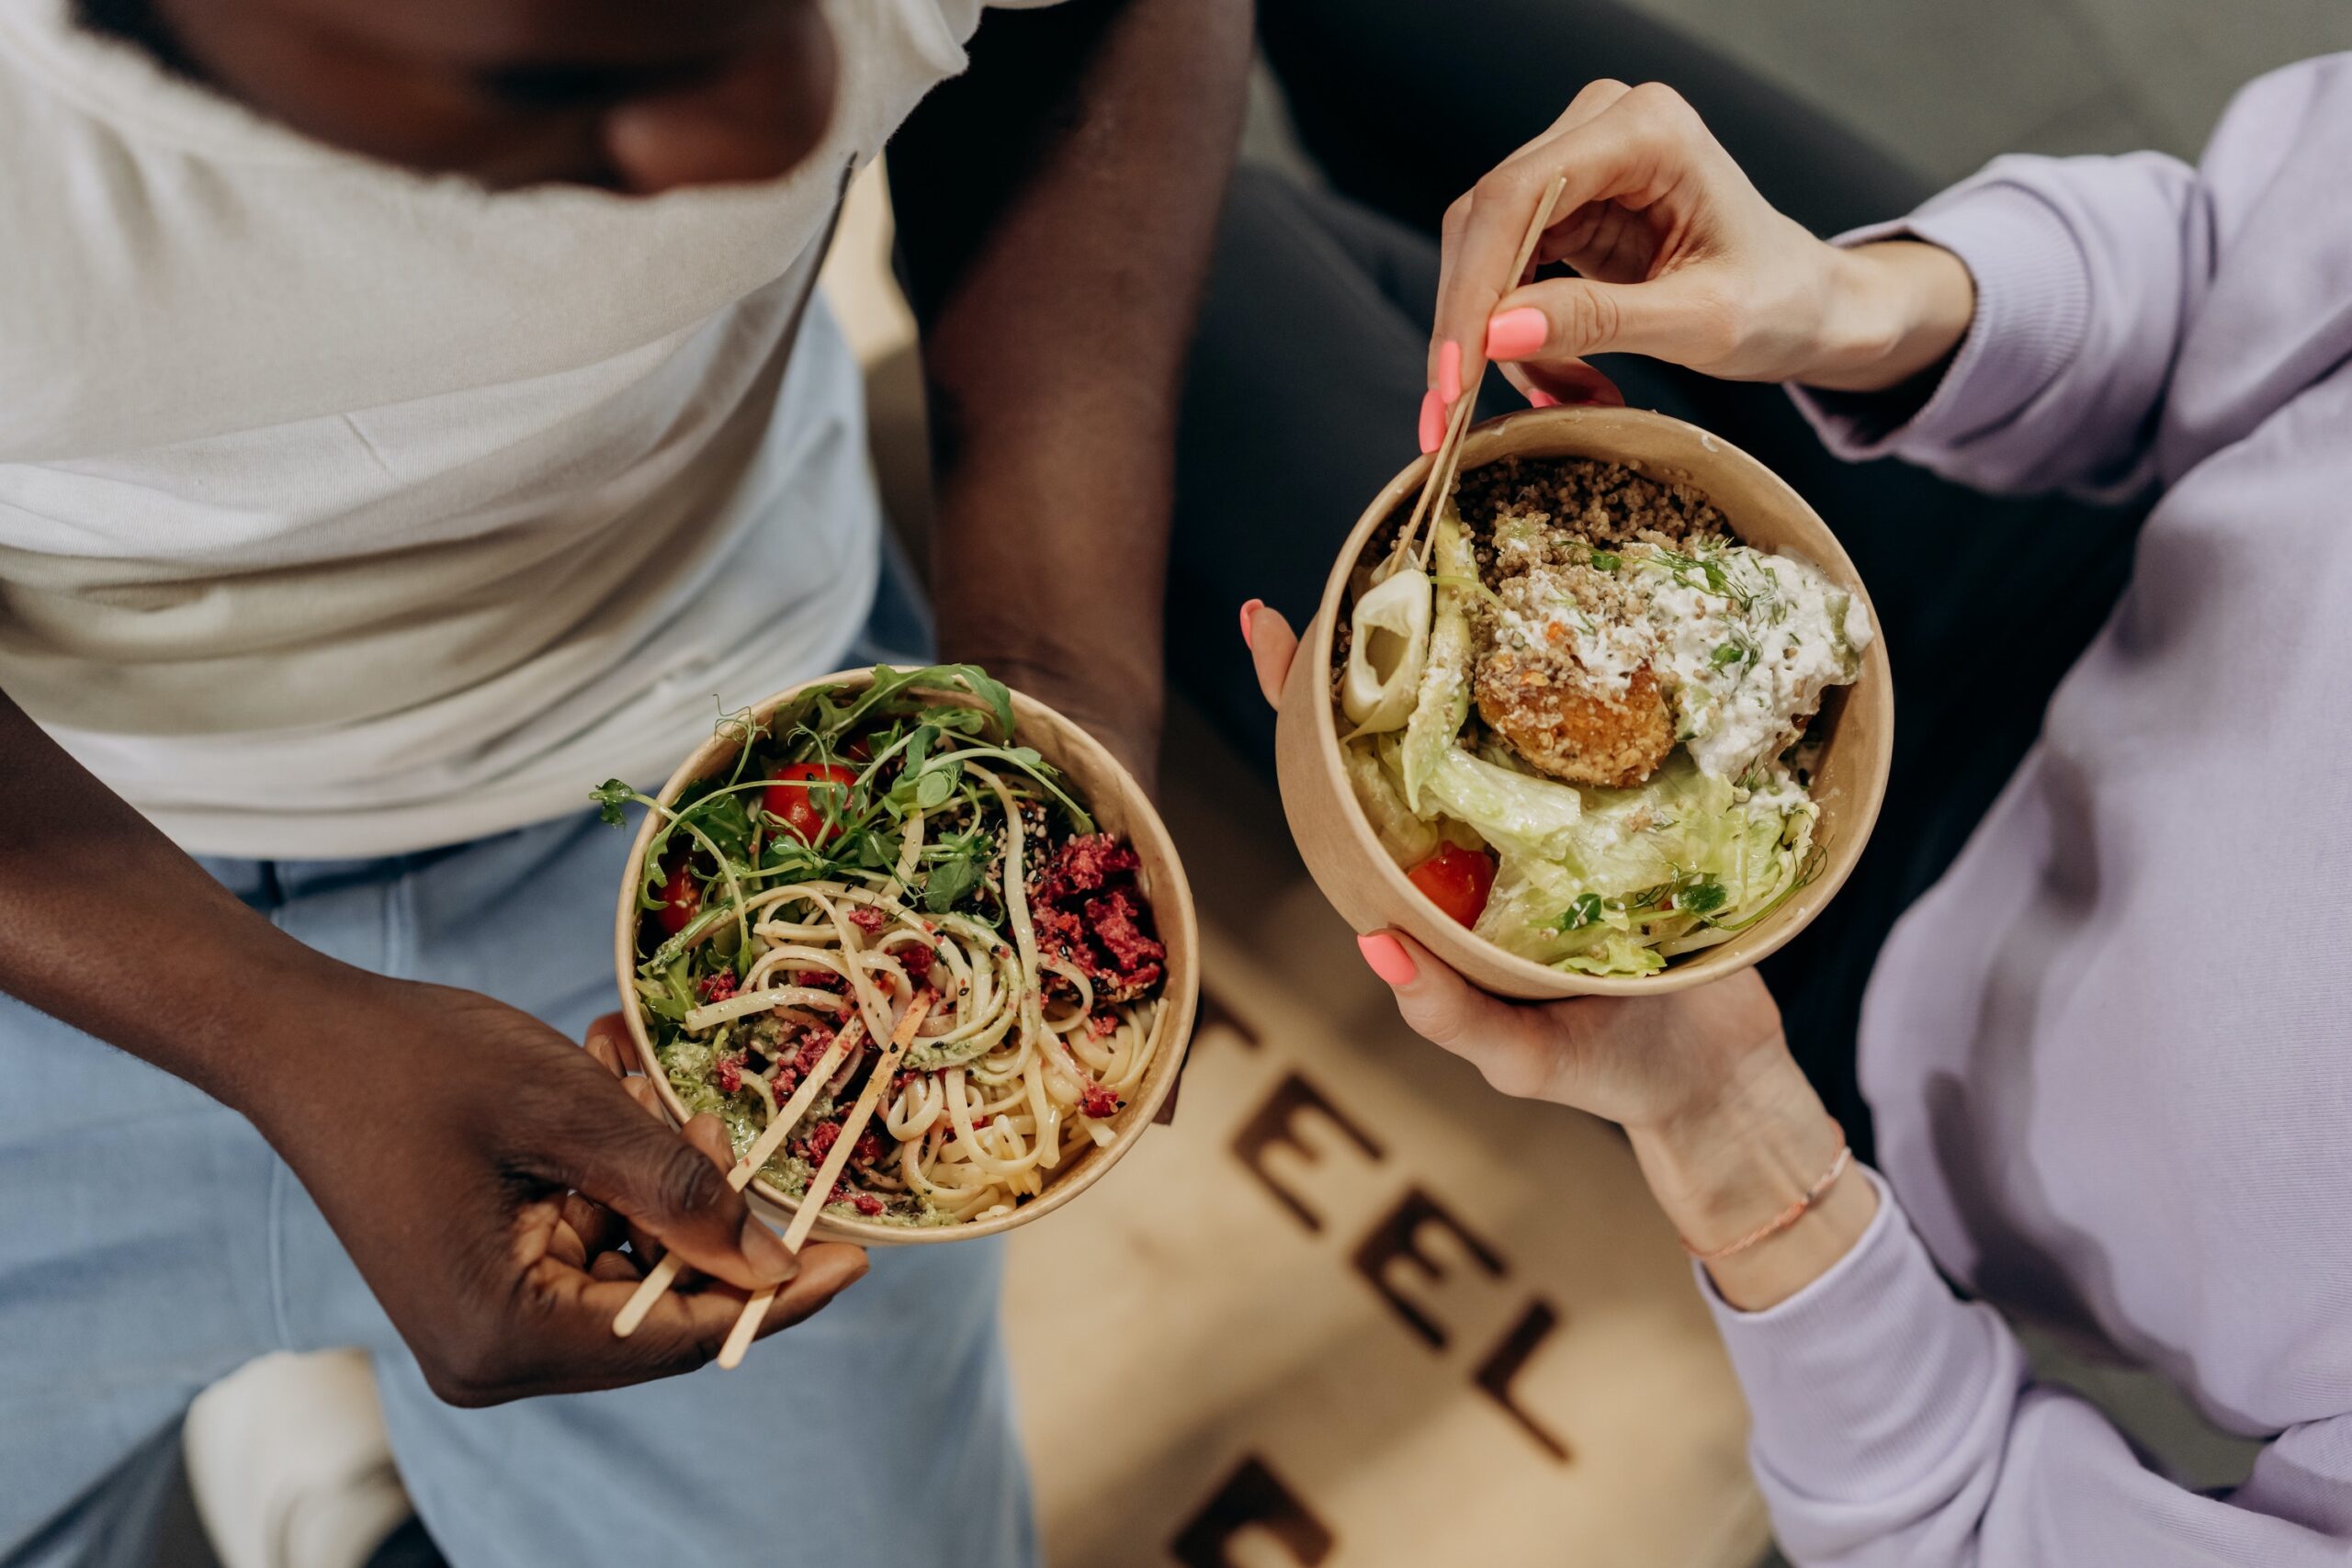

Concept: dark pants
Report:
left=1167, top=0, right=2144, bottom=1156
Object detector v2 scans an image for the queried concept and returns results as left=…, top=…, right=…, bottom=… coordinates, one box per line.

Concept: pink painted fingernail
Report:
left=1486, top=307, right=1548, bottom=361
left=1239, top=599, right=1263, bottom=650
left=1525, top=387, right=1561, bottom=409
left=1436, top=340, right=1464, bottom=405
left=1418, top=389, right=1443, bottom=454
left=1357, top=932, right=1417, bottom=987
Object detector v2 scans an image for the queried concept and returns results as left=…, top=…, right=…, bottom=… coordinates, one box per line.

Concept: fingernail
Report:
left=1525, top=387, right=1560, bottom=409
left=741, top=1215, right=798, bottom=1283
left=1486, top=307, right=1548, bottom=362
left=1239, top=599, right=1263, bottom=650
left=1418, top=389, right=1443, bottom=454
left=1436, top=340, right=1464, bottom=405
left=1357, top=932, right=1417, bottom=987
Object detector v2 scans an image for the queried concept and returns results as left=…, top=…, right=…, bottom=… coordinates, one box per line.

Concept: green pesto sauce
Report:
left=657, top=1034, right=959, bottom=1224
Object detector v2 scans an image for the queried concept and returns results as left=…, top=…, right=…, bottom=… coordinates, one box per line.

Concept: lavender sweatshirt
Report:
left=1716, top=55, right=2352, bottom=1565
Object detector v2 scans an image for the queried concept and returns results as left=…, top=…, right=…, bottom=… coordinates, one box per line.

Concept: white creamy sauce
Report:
left=1485, top=528, right=1868, bottom=784
left=1635, top=544, right=1866, bottom=782
left=1500, top=588, right=1651, bottom=694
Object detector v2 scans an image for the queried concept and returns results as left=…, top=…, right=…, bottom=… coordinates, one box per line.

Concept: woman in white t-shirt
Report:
left=0, top=0, right=1247, bottom=1562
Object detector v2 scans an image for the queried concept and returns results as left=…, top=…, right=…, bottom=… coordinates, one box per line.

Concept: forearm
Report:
left=1794, top=239, right=1976, bottom=395
left=891, top=0, right=1251, bottom=769
left=0, top=688, right=344, bottom=1114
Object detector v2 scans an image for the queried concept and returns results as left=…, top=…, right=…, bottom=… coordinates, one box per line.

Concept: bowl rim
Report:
left=611, top=665, right=1202, bottom=1244
left=1297, top=404, right=1894, bottom=997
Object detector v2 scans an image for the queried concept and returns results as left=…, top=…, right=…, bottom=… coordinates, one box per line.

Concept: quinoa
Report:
left=1455, top=455, right=1731, bottom=566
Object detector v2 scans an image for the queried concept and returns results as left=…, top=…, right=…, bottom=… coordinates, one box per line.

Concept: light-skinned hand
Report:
left=1422, top=77, right=1974, bottom=431
left=1238, top=599, right=1874, bottom=1307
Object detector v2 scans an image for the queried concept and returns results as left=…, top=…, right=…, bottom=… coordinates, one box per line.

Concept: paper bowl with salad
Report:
left=1273, top=406, right=1893, bottom=999
left=600, top=664, right=1199, bottom=1246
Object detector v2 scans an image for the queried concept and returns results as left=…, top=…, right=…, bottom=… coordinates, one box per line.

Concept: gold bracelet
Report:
left=1679, top=1140, right=1853, bottom=1265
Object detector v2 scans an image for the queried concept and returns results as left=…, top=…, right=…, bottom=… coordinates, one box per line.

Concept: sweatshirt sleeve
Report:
left=1786, top=148, right=2211, bottom=502
left=1709, top=1169, right=2352, bottom=1566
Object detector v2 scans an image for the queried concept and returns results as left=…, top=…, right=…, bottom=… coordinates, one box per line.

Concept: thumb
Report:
left=539, top=1087, right=797, bottom=1290
left=1485, top=273, right=1734, bottom=372
left=1239, top=599, right=1299, bottom=709
left=1356, top=931, right=1570, bottom=1102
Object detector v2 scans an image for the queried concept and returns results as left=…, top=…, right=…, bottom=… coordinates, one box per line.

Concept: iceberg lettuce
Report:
left=1460, top=753, right=1815, bottom=975
left=1399, top=508, right=1477, bottom=810
left=1419, top=745, right=1584, bottom=861
left=1344, top=739, right=1444, bottom=867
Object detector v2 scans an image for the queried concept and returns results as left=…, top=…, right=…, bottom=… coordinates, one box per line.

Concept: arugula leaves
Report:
left=597, top=664, right=1084, bottom=976
left=802, top=664, right=1016, bottom=750
left=1557, top=891, right=1607, bottom=931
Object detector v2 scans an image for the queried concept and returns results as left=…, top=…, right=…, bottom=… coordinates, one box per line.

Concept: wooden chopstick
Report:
left=1393, top=173, right=1572, bottom=574
left=1393, top=390, right=1476, bottom=574
left=610, top=1017, right=866, bottom=1340
left=714, top=994, right=934, bottom=1371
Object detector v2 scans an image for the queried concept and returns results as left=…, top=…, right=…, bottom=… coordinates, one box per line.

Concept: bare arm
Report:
left=0, top=687, right=864, bottom=1399
left=888, top=0, right=1252, bottom=781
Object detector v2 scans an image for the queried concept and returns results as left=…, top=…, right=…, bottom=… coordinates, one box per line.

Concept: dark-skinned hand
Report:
left=248, top=972, right=866, bottom=1406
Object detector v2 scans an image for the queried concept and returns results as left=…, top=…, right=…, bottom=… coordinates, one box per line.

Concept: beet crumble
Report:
left=1027, top=834, right=1166, bottom=1005
left=803, top=1120, right=842, bottom=1161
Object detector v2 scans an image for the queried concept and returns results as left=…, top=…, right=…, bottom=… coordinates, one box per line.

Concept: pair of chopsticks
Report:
left=612, top=996, right=933, bottom=1367
left=1388, top=174, right=1571, bottom=575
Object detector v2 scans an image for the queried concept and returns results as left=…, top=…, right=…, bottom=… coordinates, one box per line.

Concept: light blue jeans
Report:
left=0, top=545, right=1035, bottom=1568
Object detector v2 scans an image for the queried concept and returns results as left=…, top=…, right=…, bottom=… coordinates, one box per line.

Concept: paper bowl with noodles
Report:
left=601, top=664, right=1199, bottom=1247
left=1274, top=405, right=1893, bottom=1000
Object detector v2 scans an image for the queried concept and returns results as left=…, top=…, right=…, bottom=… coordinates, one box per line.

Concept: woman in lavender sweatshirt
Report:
left=1238, top=51, right=2352, bottom=1565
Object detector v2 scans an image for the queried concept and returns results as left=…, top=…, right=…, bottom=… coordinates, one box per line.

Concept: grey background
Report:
left=1617, top=0, right=2351, bottom=179
left=1247, top=1, right=2352, bottom=187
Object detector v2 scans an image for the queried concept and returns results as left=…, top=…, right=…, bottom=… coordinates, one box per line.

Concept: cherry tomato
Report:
left=1407, top=844, right=1496, bottom=928
left=763, top=761, right=858, bottom=846
left=656, top=858, right=701, bottom=935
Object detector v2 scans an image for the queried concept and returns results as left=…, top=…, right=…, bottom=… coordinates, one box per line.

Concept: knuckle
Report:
left=655, top=1138, right=727, bottom=1217
left=1625, top=81, right=1692, bottom=122
left=1477, top=1042, right=1551, bottom=1101
left=1558, top=286, right=1623, bottom=351
left=1399, top=997, right=1472, bottom=1055
left=1471, top=164, right=1531, bottom=212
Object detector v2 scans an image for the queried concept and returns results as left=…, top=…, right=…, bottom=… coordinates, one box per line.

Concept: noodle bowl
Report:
left=608, top=666, right=1199, bottom=1245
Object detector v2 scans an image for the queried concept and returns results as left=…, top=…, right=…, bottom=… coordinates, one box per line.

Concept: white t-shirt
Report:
left=0, top=0, right=1046, bottom=858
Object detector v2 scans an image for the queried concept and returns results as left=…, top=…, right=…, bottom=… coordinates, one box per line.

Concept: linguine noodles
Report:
left=598, top=667, right=1168, bottom=1228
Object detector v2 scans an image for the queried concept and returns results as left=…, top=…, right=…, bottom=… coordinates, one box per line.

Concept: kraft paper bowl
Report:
left=1273, top=406, right=1894, bottom=999
left=616, top=668, right=1201, bottom=1245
